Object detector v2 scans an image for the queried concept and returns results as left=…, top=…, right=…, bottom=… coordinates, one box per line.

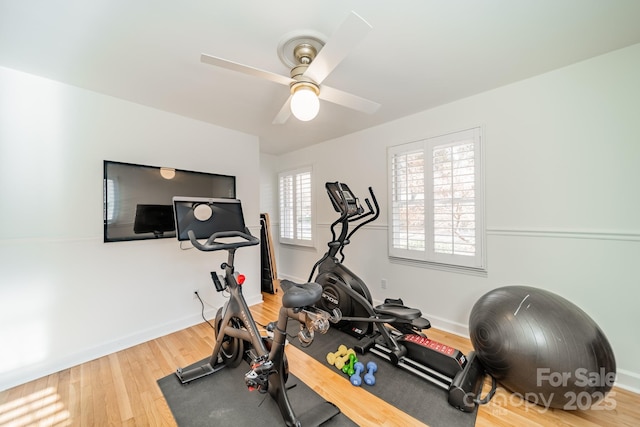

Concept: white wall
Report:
left=262, top=43, right=640, bottom=392
left=0, top=66, right=262, bottom=391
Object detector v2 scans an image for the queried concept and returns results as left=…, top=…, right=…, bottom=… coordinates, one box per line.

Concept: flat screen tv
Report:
left=103, top=160, right=236, bottom=242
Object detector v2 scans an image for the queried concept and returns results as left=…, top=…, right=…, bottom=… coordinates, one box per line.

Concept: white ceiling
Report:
left=2, top=1, right=640, bottom=154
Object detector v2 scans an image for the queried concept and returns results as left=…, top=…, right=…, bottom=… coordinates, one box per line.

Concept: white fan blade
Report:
left=201, top=53, right=293, bottom=86
left=304, top=11, right=372, bottom=85
left=272, top=96, right=292, bottom=124
left=319, top=85, right=380, bottom=114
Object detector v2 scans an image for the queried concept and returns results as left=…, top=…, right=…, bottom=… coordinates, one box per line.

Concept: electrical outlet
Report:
left=381, top=278, right=387, bottom=289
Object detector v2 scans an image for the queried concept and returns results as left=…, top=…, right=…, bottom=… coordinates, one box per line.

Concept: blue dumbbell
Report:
left=350, top=362, right=365, bottom=386
left=364, top=361, right=377, bottom=385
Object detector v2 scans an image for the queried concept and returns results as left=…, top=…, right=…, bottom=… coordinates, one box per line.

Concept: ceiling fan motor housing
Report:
left=294, top=43, right=317, bottom=64
left=289, top=43, right=320, bottom=95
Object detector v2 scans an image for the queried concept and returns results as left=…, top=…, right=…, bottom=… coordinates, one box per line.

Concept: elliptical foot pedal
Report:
left=297, top=401, right=341, bottom=426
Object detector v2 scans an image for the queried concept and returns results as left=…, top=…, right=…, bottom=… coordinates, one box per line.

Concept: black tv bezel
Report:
left=103, top=160, right=236, bottom=242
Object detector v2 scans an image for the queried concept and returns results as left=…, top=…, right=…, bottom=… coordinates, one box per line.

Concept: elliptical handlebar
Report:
left=187, top=229, right=260, bottom=252
left=363, top=196, right=374, bottom=214
left=352, top=187, right=379, bottom=226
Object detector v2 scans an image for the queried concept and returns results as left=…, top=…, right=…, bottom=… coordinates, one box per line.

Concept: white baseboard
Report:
left=423, top=312, right=470, bottom=338
left=246, top=293, right=264, bottom=307
left=278, top=273, right=306, bottom=283
left=0, top=310, right=219, bottom=392
left=615, top=369, right=640, bottom=394
left=0, top=291, right=268, bottom=393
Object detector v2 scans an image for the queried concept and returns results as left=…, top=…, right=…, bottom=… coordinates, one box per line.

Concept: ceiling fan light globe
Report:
left=290, top=86, right=320, bottom=121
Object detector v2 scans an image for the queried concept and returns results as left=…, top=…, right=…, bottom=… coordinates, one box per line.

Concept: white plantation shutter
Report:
left=279, top=167, right=313, bottom=246
left=295, top=172, right=312, bottom=241
left=389, top=128, right=484, bottom=270
left=279, top=174, right=294, bottom=239
left=390, top=142, right=426, bottom=259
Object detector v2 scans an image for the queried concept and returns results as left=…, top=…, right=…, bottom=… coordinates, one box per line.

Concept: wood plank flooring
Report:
left=1, top=289, right=638, bottom=426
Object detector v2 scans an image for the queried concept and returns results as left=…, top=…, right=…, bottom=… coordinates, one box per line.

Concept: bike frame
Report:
left=176, top=245, right=330, bottom=426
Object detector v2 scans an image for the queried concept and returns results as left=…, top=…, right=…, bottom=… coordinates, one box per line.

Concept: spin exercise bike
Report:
left=309, top=182, right=495, bottom=412
left=173, top=196, right=340, bottom=426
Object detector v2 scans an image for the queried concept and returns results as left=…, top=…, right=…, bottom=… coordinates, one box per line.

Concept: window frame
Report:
left=388, top=127, right=486, bottom=272
left=278, top=165, right=314, bottom=247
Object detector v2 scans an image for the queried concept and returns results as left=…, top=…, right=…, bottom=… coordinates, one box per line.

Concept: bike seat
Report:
left=375, top=302, right=422, bottom=321
left=280, top=279, right=322, bottom=308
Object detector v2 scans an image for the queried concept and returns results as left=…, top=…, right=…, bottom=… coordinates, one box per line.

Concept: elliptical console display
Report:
left=326, top=182, right=361, bottom=216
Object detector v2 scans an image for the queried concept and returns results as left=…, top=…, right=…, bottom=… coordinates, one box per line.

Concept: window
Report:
left=278, top=166, right=313, bottom=246
left=104, top=178, right=117, bottom=223
left=388, top=127, right=485, bottom=271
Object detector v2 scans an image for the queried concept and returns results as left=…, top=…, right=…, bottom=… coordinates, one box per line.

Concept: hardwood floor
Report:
left=1, top=289, right=638, bottom=426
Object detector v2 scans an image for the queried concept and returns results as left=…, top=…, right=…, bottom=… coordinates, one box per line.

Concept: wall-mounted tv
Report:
left=103, top=160, right=236, bottom=242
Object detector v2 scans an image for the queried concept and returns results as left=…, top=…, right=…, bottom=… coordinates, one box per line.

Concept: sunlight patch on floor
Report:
left=0, top=387, right=70, bottom=427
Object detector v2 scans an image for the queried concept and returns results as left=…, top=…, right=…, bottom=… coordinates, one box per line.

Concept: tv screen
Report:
left=104, top=160, right=235, bottom=242
left=173, top=197, right=247, bottom=241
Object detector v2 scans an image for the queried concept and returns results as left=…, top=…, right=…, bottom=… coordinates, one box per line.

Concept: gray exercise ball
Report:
left=469, top=286, right=616, bottom=410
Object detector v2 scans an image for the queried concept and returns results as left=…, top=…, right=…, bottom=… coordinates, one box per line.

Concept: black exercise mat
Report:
left=158, top=359, right=357, bottom=427
left=287, top=323, right=478, bottom=427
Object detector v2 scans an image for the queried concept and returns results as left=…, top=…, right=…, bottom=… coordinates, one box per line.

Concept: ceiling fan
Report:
left=200, top=11, right=381, bottom=124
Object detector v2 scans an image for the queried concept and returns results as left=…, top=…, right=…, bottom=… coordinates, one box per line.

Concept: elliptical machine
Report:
left=309, top=182, right=495, bottom=412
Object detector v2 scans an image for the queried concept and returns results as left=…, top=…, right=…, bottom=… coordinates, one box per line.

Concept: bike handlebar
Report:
left=187, top=229, right=260, bottom=252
